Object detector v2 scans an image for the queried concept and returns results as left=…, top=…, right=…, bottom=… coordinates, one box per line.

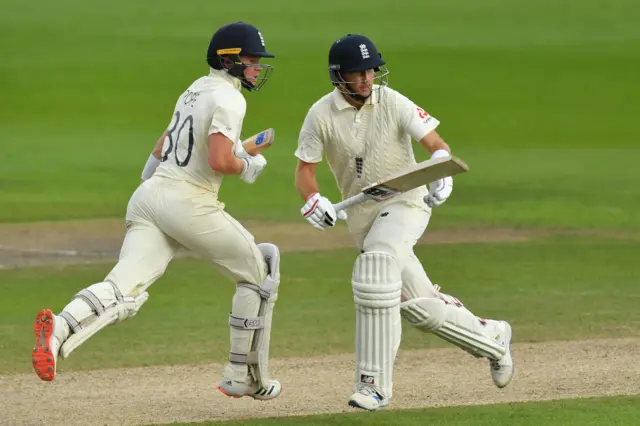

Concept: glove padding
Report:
left=240, top=154, right=267, bottom=184
left=424, top=175, right=453, bottom=208
left=301, top=193, right=339, bottom=231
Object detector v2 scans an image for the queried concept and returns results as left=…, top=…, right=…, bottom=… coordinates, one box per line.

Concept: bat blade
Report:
left=334, top=155, right=470, bottom=212
left=367, top=155, right=469, bottom=195
left=242, top=128, right=275, bottom=156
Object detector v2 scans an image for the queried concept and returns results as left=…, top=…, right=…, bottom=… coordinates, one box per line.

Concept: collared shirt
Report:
left=295, top=85, right=440, bottom=235
left=155, top=68, right=246, bottom=196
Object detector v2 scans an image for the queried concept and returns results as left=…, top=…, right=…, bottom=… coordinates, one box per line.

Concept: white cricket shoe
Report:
left=489, top=320, right=514, bottom=388
left=348, top=387, right=390, bottom=411
left=217, top=378, right=281, bottom=401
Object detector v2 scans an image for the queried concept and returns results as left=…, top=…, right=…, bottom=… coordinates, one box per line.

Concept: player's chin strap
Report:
left=335, top=81, right=371, bottom=106
left=59, top=282, right=149, bottom=359
left=344, top=88, right=369, bottom=104
left=227, top=243, right=280, bottom=388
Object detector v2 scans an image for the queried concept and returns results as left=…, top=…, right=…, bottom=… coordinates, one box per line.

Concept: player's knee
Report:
left=352, top=251, right=402, bottom=309
left=399, top=296, right=447, bottom=331
left=233, top=243, right=280, bottom=304
left=62, top=280, right=141, bottom=327
left=58, top=281, right=149, bottom=359
left=238, top=246, right=270, bottom=286
left=105, top=258, right=167, bottom=296
left=77, top=281, right=121, bottom=313
left=256, top=243, right=279, bottom=279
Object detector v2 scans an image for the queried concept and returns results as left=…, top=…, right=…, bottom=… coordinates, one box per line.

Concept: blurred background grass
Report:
left=1, top=0, right=638, bottom=227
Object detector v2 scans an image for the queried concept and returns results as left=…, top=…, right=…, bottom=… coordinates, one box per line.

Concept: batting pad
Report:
left=400, top=296, right=447, bottom=331
left=352, top=251, right=402, bottom=399
left=228, top=243, right=280, bottom=388
left=59, top=281, right=148, bottom=359
left=434, top=291, right=506, bottom=360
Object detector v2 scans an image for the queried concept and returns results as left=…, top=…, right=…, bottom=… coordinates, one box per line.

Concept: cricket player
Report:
left=31, top=22, right=283, bottom=400
left=294, top=33, right=514, bottom=410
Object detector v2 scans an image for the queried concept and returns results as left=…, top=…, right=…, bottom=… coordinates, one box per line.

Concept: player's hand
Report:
left=424, top=176, right=453, bottom=208
left=301, top=192, right=339, bottom=231
left=240, top=154, right=267, bottom=184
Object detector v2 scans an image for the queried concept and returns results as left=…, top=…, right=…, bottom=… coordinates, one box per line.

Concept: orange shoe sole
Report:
left=217, top=385, right=242, bottom=398
left=32, top=309, right=56, bottom=382
left=217, top=384, right=282, bottom=400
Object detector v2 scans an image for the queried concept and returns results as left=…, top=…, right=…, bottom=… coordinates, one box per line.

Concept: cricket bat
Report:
left=333, top=155, right=470, bottom=213
left=242, top=128, right=275, bottom=156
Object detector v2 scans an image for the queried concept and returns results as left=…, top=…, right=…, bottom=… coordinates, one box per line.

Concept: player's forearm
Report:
left=210, top=155, right=246, bottom=175
left=419, top=130, right=451, bottom=155
left=208, top=133, right=247, bottom=175
left=295, top=163, right=320, bottom=200
left=428, top=140, right=450, bottom=154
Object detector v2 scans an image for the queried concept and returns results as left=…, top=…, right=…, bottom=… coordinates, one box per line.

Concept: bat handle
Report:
left=333, top=192, right=369, bottom=214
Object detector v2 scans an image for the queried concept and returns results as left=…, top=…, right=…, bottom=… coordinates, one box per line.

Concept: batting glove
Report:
left=240, top=154, right=267, bottom=184
left=424, top=149, right=454, bottom=208
left=424, top=175, right=453, bottom=207
left=301, top=192, right=338, bottom=231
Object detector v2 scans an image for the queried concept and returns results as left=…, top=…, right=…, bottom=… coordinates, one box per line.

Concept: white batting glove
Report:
left=240, top=154, right=267, bottom=184
left=424, top=149, right=454, bottom=208
left=424, top=175, right=453, bottom=207
left=301, top=193, right=339, bottom=231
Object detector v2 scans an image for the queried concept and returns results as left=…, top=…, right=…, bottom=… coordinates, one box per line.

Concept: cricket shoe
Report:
left=217, top=378, right=281, bottom=401
left=348, top=387, right=390, bottom=411
left=488, top=320, right=514, bottom=388
left=32, top=309, right=62, bottom=382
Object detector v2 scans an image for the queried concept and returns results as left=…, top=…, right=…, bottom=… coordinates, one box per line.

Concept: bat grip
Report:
left=333, top=192, right=369, bottom=213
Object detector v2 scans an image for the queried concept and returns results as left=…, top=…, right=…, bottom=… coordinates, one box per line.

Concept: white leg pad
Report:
left=435, top=291, right=506, bottom=360
left=227, top=243, right=280, bottom=389
left=352, top=251, right=402, bottom=399
left=59, top=281, right=149, bottom=359
left=399, top=296, right=446, bottom=331
left=401, top=286, right=506, bottom=360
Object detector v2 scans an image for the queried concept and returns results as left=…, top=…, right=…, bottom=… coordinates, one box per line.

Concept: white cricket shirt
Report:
left=295, top=85, right=440, bottom=235
left=155, top=69, right=246, bottom=197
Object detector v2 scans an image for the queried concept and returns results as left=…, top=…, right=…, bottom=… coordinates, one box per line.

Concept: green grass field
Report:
left=1, top=235, right=638, bottom=374
left=2, top=235, right=639, bottom=425
left=1, top=0, right=639, bottom=425
left=211, top=396, right=640, bottom=426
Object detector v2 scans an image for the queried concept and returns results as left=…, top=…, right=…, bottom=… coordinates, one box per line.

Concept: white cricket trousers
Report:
left=353, top=202, right=438, bottom=302
left=107, top=175, right=266, bottom=297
